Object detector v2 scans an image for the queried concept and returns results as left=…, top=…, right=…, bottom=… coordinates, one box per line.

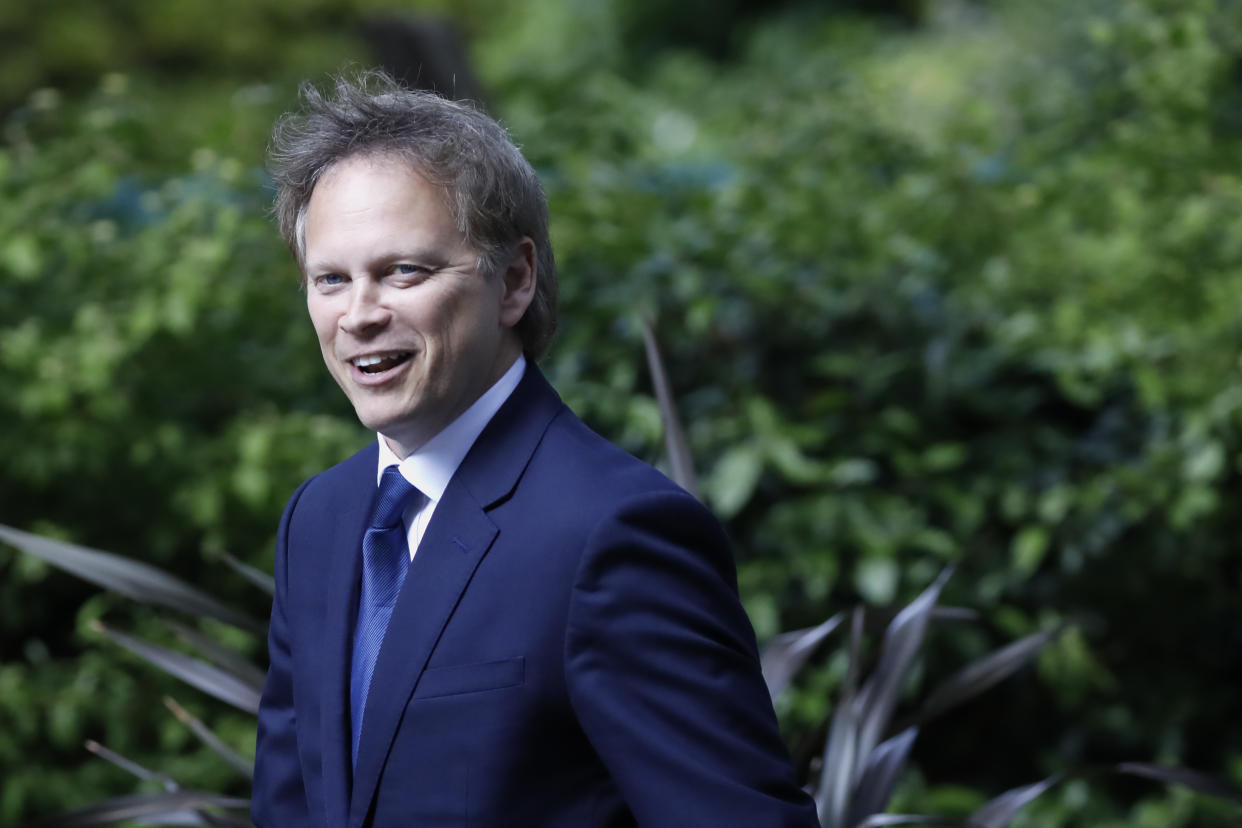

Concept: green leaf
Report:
left=1009, top=527, right=1049, bottom=576
left=921, top=443, right=967, bottom=473
left=706, top=443, right=762, bottom=519
left=855, top=558, right=899, bottom=606
left=829, top=459, right=879, bottom=488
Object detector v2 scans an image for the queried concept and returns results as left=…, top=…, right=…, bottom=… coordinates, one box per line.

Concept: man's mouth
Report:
left=350, top=352, right=413, bottom=374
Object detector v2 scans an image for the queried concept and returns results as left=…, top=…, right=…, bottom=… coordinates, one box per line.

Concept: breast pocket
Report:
left=412, top=656, right=525, bottom=700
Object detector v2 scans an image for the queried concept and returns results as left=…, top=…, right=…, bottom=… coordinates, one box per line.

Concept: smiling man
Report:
left=252, top=72, right=819, bottom=828
left=303, top=153, right=532, bottom=457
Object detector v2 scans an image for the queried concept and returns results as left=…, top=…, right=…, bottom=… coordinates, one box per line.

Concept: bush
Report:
left=4, top=0, right=1242, bottom=823
left=487, top=0, right=1242, bottom=821
left=0, top=80, right=364, bottom=818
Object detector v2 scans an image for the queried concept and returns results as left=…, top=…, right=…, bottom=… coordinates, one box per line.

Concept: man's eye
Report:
left=393, top=263, right=429, bottom=277
left=314, top=273, right=346, bottom=289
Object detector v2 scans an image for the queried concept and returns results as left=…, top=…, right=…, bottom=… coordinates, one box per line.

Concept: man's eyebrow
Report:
left=374, top=248, right=444, bottom=263
left=303, top=248, right=453, bottom=274
left=302, top=259, right=344, bottom=275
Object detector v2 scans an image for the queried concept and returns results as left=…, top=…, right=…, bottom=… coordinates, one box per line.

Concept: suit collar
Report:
left=450, top=362, right=565, bottom=508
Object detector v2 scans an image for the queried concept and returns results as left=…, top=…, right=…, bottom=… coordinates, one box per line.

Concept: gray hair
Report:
left=268, top=70, right=557, bottom=360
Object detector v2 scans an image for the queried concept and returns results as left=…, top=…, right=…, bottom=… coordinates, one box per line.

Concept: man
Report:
left=252, top=72, right=819, bottom=828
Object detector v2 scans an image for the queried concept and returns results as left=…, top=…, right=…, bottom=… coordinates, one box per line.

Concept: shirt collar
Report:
left=376, top=355, right=526, bottom=501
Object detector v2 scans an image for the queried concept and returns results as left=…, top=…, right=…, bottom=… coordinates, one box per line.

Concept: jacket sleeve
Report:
left=564, top=489, right=820, bottom=827
left=252, top=478, right=315, bottom=828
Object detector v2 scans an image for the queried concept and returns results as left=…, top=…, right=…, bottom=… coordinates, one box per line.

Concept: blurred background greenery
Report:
left=2, top=0, right=1241, bottom=824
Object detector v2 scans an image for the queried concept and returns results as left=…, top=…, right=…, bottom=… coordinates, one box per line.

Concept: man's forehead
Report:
left=317, top=152, right=414, bottom=189
left=309, top=153, right=454, bottom=216
left=301, top=156, right=475, bottom=271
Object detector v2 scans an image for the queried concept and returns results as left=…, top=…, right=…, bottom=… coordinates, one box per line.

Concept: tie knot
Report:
left=371, top=466, right=419, bottom=530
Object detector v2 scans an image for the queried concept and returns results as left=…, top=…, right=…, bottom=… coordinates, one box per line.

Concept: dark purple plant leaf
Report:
left=164, top=697, right=254, bottom=779
left=20, top=792, right=250, bottom=828
left=1116, top=762, right=1242, bottom=806
left=84, top=740, right=177, bottom=790
left=765, top=605, right=975, bottom=703
left=847, top=726, right=920, bottom=828
left=640, top=317, right=700, bottom=498
left=850, top=606, right=975, bottom=642
left=933, top=605, right=978, bottom=625
left=177, top=810, right=254, bottom=828
left=852, top=568, right=953, bottom=783
left=913, top=627, right=1061, bottom=726
left=93, top=622, right=261, bottom=714
left=962, top=761, right=1242, bottom=828
left=966, top=776, right=1060, bottom=828
left=133, top=815, right=213, bottom=826
left=761, top=611, right=845, bottom=700
left=164, top=620, right=267, bottom=688
left=0, top=524, right=262, bottom=634
left=816, top=607, right=866, bottom=827
left=215, top=549, right=275, bottom=596
left=856, top=816, right=961, bottom=827
left=927, top=606, right=977, bottom=624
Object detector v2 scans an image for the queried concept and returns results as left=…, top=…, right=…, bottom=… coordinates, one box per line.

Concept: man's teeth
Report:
left=351, top=352, right=411, bottom=371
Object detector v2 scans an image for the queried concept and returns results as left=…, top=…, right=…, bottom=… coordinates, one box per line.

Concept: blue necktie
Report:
left=350, top=465, right=421, bottom=765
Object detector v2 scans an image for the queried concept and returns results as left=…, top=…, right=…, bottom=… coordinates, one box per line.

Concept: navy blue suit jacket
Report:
left=252, top=367, right=819, bottom=827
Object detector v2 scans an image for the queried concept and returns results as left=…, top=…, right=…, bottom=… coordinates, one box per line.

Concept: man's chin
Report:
left=353, top=404, right=396, bottom=432
left=354, top=409, right=425, bottom=456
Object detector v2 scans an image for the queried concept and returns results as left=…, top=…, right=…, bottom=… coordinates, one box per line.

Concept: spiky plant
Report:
left=642, top=319, right=1242, bottom=828
left=757, top=565, right=1242, bottom=827
left=0, top=522, right=262, bottom=828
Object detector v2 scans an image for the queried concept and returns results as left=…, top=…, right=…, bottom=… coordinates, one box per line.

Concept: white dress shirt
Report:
left=375, top=355, right=526, bottom=560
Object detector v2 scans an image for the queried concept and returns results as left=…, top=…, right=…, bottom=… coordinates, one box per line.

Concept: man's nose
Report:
left=340, top=279, right=391, bottom=334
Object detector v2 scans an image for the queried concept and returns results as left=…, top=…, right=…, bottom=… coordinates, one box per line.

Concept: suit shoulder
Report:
left=541, top=407, right=688, bottom=498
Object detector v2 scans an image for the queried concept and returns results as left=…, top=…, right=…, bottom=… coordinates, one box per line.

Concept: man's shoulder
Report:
left=528, top=402, right=703, bottom=521
left=504, top=366, right=693, bottom=504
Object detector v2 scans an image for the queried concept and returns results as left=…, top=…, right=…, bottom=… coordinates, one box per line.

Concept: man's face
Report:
left=303, top=154, right=530, bottom=457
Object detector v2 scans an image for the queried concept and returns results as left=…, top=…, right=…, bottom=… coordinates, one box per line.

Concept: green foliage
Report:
left=0, top=78, right=362, bottom=821
left=4, top=0, right=1242, bottom=824
left=487, top=0, right=1242, bottom=822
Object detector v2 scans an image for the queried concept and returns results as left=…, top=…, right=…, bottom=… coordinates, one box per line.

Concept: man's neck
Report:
left=376, top=355, right=527, bottom=500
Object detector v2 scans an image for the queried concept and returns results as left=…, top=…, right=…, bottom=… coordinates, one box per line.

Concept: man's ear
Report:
left=498, top=237, right=537, bottom=329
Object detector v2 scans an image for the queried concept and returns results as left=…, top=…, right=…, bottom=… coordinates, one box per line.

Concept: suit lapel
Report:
left=345, top=366, right=566, bottom=828
left=318, top=447, right=376, bottom=828
left=347, top=492, right=497, bottom=828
